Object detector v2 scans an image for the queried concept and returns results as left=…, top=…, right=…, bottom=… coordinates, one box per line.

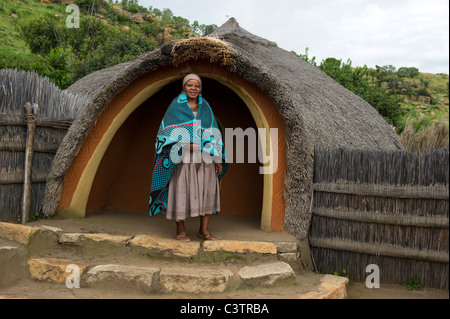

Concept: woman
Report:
left=149, top=74, right=227, bottom=242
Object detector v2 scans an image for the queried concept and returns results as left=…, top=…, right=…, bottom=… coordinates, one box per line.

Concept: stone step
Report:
left=0, top=222, right=39, bottom=246
left=238, top=262, right=296, bottom=288
left=26, top=258, right=89, bottom=287
left=299, top=275, right=349, bottom=299
left=0, top=221, right=348, bottom=298
left=26, top=257, right=298, bottom=295
left=0, top=221, right=300, bottom=266
left=22, top=257, right=348, bottom=298
left=84, top=264, right=160, bottom=293
left=128, top=234, right=202, bottom=259
left=159, top=267, right=235, bottom=294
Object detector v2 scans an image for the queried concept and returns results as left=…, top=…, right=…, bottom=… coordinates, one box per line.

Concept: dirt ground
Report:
left=346, top=282, right=448, bottom=299
left=1, top=210, right=448, bottom=300
left=29, top=210, right=296, bottom=242
left=1, top=273, right=447, bottom=300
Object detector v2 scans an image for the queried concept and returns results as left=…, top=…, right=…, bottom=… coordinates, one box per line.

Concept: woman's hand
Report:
left=215, top=163, right=223, bottom=176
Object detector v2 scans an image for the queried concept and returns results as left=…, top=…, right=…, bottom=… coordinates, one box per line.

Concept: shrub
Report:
left=18, top=14, right=62, bottom=55
left=70, top=26, right=157, bottom=83
left=17, top=12, right=156, bottom=89
left=416, top=87, right=431, bottom=96
left=74, top=0, right=104, bottom=13
left=398, top=67, right=420, bottom=78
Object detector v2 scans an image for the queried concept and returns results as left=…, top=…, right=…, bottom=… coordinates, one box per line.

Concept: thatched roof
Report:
left=42, top=18, right=403, bottom=240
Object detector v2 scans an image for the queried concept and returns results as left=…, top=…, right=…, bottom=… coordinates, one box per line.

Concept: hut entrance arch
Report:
left=58, top=64, right=286, bottom=232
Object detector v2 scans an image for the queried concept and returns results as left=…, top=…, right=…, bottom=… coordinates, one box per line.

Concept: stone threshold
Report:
left=0, top=222, right=300, bottom=262
left=25, top=257, right=348, bottom=298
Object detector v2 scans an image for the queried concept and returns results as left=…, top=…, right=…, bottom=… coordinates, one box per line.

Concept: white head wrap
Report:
left=182, top=74, right=202, bottom=90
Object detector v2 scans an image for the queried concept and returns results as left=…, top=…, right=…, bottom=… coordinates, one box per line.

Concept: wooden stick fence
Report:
left=0, top=107, right=71, bottom=223
left=0, top=69, right=85, bottom=223
left=310, top=145, right=449, bottom=290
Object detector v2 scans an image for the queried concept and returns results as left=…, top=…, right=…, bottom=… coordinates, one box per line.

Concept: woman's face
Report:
left=184, top=80, right=201, bottom=100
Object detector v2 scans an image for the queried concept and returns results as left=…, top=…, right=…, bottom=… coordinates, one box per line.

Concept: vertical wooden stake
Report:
left=21, top=102, right=38, bottom=224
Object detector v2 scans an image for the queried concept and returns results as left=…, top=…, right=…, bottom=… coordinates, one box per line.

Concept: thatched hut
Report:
left=8, top=18, right=402, bottom=241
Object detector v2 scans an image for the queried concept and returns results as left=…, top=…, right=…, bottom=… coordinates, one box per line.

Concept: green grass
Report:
left=0, top=0, right=65, bottom=64
left=397, top=72, right=449, bottom=151
left=395, top=72, right=449, bottom=131
left=412, top=72, right=449, bottom=88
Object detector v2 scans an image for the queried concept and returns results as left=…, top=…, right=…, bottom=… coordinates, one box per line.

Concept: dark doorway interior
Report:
left=86, top=78, right=263, bottom=218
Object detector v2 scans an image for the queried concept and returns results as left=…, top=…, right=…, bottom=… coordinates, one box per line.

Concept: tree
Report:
left=190, top=22, right=218, bottom=36
left=172, top=16, right=190, bottom=29
left=370, top=65, right=400, bottom=89
left=291, top=47, right=317, bottom=66
left=151, top=7, right=162, bottom=17
left=201, top=24, right=218, bottom=36
left=318, top=58, right=405, bottom=131
left=161, top=8, right=174, bottom=24
left=398, top=67, right=419, bottom=78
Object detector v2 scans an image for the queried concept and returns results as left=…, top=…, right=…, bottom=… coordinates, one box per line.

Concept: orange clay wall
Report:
left=58, top=62, right=287, bottom=232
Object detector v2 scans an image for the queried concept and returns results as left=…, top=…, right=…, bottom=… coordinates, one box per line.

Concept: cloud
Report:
left=139, top=0, right=449, bottom=73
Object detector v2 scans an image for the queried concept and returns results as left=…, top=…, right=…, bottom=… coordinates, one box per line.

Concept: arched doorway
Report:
left=86, top=78, right=264, bottom=218
left=58, top=63, right=286, bottom=232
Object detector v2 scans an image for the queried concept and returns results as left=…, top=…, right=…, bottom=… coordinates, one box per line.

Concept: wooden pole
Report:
left=21, top=102, right=38, bottom=224
left=309, top=237, right=449, bottom=263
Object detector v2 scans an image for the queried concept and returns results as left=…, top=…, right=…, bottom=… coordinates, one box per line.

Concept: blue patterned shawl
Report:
left=149, top=93, right=227, bottom=216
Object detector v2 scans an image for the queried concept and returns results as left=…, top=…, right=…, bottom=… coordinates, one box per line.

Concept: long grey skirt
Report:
left=165, top=154, right=221, bottom=221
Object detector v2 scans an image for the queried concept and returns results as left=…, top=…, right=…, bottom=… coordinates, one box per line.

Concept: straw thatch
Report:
left=40, top=18, right=403, bottom=240
left=310, top=146, right=449, bottom=289
left=0, top=69, right=87, bottom=222
left=171, top=36, right=235, bottom=68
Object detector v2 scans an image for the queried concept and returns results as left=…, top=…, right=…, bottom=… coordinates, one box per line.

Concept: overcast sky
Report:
left=138, top=0, right=449, bottom=74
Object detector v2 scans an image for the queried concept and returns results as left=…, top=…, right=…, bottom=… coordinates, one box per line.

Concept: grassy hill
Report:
left=395, top=73, right=449, bottom=151
left=1, top=0, right=448, bottom=150
left=385, top=72, right=449, bottom=127
left=398, top=74, right=448, bottom=126
left=0, top=0, right=199, bottom=56
left=0, top=0, right=46, bottom=66
left=0, top=0, right=211, bottom=86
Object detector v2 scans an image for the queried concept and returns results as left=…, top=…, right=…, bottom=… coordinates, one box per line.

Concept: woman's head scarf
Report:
left=182, top=74, right=202, bottom=90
